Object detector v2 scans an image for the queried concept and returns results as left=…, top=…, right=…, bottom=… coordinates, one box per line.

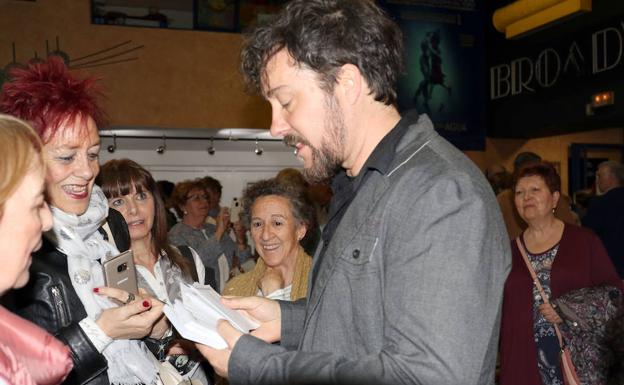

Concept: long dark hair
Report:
left=97, top=159, right=194, bottom=278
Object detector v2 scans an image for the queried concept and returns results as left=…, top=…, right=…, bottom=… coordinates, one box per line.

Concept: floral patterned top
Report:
left=525, top=240, right=564, bottom=385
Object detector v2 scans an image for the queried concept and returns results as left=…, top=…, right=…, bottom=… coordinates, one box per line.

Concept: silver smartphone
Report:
left=102, top=250, right=138, bottom=295
left=230, top=197, right=242, bottom=223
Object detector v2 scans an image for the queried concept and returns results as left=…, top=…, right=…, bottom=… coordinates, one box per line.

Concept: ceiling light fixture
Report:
left=156, top=135, right=167, bottom=154
left=107, top=134, right=117, bottom=153
left=207, top=137, right=216, bottom=155
left=254, top=138, right=263, bottom=156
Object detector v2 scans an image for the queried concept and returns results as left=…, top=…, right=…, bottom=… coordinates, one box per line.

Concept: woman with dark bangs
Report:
left=98, top=158, right=210, bottom=385
left=1, top=56, right=166, bottom=385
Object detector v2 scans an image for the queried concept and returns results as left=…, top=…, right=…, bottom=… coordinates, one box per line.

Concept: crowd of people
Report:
left=0, top=1, right=622, bottom=385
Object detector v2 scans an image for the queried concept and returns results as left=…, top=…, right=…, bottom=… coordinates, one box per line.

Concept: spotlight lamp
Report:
left=107, top=134, right=117, bottom=153
left=591, top=91, right=614, bottom=108
left=254, top=138, right=263, bottom=156
left=207, top=137, right=216, bottom=155
left=586, top=90, right=615, bottom=116
left=156, top=135, right=167, bottom=154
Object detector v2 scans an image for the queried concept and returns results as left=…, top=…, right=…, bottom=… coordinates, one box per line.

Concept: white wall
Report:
left=99, top=147, right=302, bottom=205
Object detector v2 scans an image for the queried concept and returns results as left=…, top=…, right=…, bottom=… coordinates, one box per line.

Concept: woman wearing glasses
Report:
left=168, top=180, right=250, bottom=292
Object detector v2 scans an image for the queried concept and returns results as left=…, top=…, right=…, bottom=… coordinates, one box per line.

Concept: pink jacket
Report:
left=0, top=306, right=72, bottom=385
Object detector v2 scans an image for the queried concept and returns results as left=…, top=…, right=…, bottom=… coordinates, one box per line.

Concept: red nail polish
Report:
left=93, top=288, right=99, bottom=293
left=142, top=300, right=150, bottom=308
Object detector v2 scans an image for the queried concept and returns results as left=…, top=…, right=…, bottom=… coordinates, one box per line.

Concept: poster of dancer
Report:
left=380, top=0, right=486, bottom=151
left=411, top=29, right=454, bottom=116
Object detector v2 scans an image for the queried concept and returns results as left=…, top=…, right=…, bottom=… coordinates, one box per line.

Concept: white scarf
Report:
left=49, top=185, right=158, bottom=385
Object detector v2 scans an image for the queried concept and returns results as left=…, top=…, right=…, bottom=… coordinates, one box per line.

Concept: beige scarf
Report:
left=223, top=246, right=312, bottom=300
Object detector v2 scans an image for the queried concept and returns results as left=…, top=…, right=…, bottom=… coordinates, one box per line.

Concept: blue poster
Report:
left=380, top=0, right=486, bottom=151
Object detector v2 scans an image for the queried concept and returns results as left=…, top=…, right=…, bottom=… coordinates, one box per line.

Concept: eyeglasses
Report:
left=186, top=194, right=209, bottom=202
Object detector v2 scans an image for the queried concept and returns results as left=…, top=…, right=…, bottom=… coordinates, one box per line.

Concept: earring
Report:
left=183, top=210, right=188, bottom=215
left=552, top=208, right=555, bottom=214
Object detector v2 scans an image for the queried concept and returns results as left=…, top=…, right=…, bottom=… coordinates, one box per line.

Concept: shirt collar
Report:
left=331, top=110, right=417, bottom=193
left=359, top=109, right=417, bottom=175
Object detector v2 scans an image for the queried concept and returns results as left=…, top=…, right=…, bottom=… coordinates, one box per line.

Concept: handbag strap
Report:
left=515, top=237, right=566, bottom=349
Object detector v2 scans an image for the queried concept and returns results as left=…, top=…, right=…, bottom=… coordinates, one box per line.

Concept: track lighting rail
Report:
left=100, top=127, right=284, bottom=155
left=99, top=127, right=281, bottom=142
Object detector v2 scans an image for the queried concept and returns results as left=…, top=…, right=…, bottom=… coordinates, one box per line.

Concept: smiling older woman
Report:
left=1, top=57, right=165, bottom=385
left=223, top=178, right=312, bottom=301
left=499, top=162, right=622, bottom=385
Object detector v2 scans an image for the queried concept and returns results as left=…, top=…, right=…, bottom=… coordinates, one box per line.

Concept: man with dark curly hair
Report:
left=197, top=1, right=510, bottom=384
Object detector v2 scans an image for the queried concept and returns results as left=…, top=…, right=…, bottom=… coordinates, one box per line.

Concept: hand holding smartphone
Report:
left=102, top=250, right=138, bottom=296
left=230, top=197, right=242, bottom=223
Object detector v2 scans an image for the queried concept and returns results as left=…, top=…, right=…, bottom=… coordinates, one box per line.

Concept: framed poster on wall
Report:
left=380, top=0, right=486, bottom=151
left=194, top=0, right=238, bottom=31
left=239, top=0, right=286, bottom=31
left=194, top=0, right=288, bottom=32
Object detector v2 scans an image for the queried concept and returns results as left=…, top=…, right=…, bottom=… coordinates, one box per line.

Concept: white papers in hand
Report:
left=164, top=300, right=227, bottom=349
left=163, top=283, right=259, bottom=349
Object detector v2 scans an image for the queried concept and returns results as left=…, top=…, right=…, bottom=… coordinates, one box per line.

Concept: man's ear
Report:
left=336, top=64, right=362, bottom=105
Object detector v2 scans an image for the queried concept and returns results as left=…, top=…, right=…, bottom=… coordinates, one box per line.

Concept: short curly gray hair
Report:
left=241, top=178, right=310, bottom=228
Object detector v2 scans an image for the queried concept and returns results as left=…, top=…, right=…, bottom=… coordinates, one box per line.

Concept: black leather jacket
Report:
left=12, top=209, right=130, bottom=385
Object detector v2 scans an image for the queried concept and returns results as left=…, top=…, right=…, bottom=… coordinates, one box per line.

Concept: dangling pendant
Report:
left=73, top=269, right=91, bottom=284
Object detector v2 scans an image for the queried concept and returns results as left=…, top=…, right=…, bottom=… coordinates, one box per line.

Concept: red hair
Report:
left=0, top=56, right=106, bottom=142
left=513, top=161, right=561, bottom=193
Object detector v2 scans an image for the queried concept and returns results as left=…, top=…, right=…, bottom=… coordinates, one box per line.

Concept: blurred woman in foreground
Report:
left=0, top=114, right=72, bottom=385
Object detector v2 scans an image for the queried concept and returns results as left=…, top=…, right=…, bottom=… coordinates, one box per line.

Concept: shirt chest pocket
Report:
left=335, top=235, right=380, bottom=276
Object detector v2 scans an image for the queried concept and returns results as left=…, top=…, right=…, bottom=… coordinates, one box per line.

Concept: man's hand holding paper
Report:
left=162, top=283, right=259, bottom=349
left=195, top=295, right=283, bottom=378
left=220, top=296, right=282, bottom=343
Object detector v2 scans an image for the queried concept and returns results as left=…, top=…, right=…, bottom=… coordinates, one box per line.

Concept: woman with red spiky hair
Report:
left=1, top=57, right=167, bottom=385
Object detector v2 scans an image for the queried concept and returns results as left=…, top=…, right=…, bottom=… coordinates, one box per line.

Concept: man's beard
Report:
left=284, top=96, right=345, bottom=184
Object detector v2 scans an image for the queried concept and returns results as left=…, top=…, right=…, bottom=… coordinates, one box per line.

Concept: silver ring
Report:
left=125, top=292, right=135, bottom=304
